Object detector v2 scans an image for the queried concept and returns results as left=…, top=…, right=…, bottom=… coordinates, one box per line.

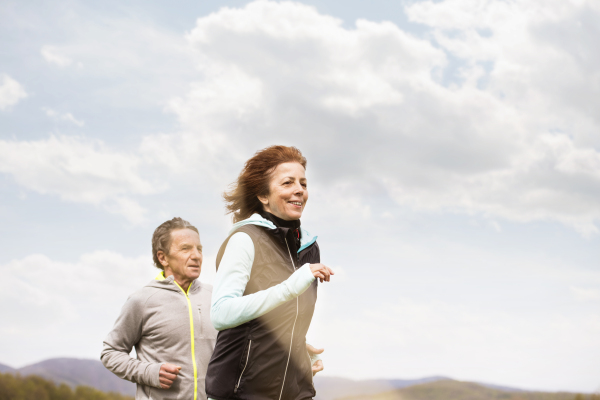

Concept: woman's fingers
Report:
left=310, top=264, right=334, bottom=282
left=312, top=359, right=324, bottom=376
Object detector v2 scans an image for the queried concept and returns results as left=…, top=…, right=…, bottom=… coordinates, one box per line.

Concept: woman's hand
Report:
left=310, top=264, right=334, bottom=283
left=306, top=343, right=324, bottom=376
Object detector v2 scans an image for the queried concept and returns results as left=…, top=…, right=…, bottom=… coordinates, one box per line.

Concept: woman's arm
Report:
left=210, top=232, right=315, bottom=330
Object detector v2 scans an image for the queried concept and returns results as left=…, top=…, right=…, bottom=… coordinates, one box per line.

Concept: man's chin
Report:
left=188, top=270, right=201, bottom=280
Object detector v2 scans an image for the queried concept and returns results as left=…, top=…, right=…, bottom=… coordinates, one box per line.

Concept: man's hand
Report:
left=159, top=363, right=181, bottom=389
left=306, top=343, right=324, bottom=376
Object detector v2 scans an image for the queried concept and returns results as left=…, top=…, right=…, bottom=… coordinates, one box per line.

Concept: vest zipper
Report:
left=234, top=340, right=252, bottom=394
left=279, top=238, right=300, bottom=400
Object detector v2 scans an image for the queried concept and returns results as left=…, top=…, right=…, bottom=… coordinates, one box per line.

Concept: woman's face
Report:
left=258, top=162, right=308, bottom=221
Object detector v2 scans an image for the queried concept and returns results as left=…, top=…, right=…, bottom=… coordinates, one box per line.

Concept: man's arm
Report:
left=100, top=294, right=164, bottom=388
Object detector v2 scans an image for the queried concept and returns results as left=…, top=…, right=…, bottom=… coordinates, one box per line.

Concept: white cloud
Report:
left=0, top=250, right=214, bottom=365
left=10, top=0, right=600, bottom=233
left=298, top=227, right=600, bottom=392
left=0, top=251, right=151, bottom=361
left=37, top=18, right=196, bottom=108
left=0, top=135, right=162, bottom=223
left=311, top=297, right=600, bottom=391
left=151, top=0, right=600, bottom=235
left=43, top=107, right=85, bottom=126
left=0, top=74, right=27, bottom=110
left=570, top=285, right=600, bottom=301
left=405, top=0, right=600, bottom=145
left=41, top=45, right=73, bottom=67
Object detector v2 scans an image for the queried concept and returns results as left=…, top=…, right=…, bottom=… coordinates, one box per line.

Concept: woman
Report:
left=205, top=145, right=333, bottom=400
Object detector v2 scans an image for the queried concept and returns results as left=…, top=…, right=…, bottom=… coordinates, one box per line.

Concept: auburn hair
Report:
left=224, top=145, right=307, bottom=222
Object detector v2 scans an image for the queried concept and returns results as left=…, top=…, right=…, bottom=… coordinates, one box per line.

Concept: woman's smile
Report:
left=258, top=161, right=308, bottom=220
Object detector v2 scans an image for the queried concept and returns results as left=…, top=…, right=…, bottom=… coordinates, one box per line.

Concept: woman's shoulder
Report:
left=228, top=230, right=254, bottom=246
left=227, top=213, right=276, bottom=236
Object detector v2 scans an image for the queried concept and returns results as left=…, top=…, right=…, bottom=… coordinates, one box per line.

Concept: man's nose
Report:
left=191, top=248, right=202, bottom=260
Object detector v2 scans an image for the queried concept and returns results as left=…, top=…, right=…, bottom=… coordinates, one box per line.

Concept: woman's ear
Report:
left=257, top=195, right=269, bottom=206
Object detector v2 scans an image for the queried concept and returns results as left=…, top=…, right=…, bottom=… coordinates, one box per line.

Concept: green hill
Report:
left=14, top=358, right=135, bottom=395
left=337, top=379, right=582, bottom=400
left=0, top=372, right=134, bottom=400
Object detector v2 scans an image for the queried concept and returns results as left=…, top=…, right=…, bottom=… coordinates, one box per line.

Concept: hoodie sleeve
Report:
left=211, top=232, right=315, bottom=330
left=100, top=293, right=163, bottom=388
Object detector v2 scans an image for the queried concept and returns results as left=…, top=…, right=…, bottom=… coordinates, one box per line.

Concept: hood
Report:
left=229, top=213, right=318, bottom=253
left=145, top=271, right=201, bottom=294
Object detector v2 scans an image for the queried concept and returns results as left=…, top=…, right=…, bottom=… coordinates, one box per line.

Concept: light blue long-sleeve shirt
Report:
left=211, top=231, right=315, bottom=330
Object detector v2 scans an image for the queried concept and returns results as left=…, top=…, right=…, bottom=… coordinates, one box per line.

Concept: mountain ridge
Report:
left=313, top=376, right=449, bottom=400
left=0, top=357, right=548, bottom=399
left=0, top=363, right=15, bottom=373
left=3, top=357, right=135, bottom=395
left=337, top=379, right=578, bottom=400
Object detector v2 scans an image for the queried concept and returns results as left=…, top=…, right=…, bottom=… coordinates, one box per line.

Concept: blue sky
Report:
left=1, top=0, right=599, bottom=394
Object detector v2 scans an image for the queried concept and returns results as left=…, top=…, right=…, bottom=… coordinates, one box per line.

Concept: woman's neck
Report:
left=259, top=210, right=300, bottom=230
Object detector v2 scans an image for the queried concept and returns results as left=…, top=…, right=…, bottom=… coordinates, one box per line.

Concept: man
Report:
left=101, top=217, right=324, bottom=400
left=101, top=217, right=213, bottom=400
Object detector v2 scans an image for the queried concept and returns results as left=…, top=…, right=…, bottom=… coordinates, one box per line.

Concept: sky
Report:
left=0, top=0, right=599, bottom=394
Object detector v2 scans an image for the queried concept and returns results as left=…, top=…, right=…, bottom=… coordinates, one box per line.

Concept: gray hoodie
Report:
left=101, top=273, right=217, bottom=400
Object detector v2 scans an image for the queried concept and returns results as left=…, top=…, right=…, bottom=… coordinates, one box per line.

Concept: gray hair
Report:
left=152, top=217, right=199, bottom=270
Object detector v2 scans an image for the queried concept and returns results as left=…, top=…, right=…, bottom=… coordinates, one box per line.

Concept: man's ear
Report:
left=157, top=250, right=168, bottom=267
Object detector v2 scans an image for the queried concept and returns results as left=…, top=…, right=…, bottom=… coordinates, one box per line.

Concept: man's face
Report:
left=162, top=229, right=203, bottom=284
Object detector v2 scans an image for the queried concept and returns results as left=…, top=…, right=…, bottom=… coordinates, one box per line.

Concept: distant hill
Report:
left=1, top=357, right=571, bottom=400
left=337, top=379, right=577, bottom=400
left=1, top=358, right=449, bottom=398
left=0, top=363, right=14, bottom=373
left=313, top=376, right=448, bottom=400
left=3, top=358, right=135, bottom=396
left=0, top=371, right=133, bottom=400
